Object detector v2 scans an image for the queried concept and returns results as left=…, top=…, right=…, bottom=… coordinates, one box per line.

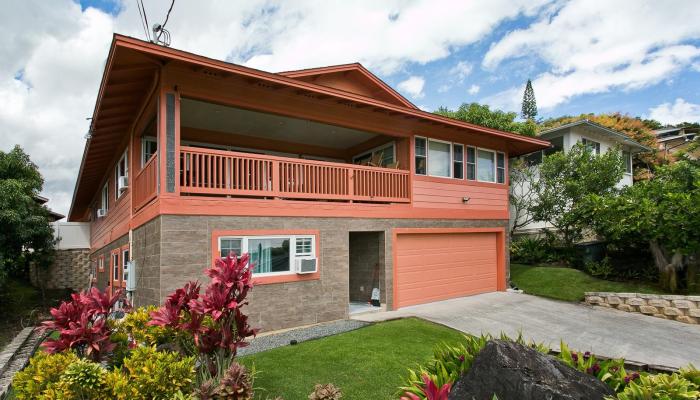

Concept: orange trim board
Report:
left=210, top=229, right=321, bottom=286
left=391, top=227, right=506, bottom=310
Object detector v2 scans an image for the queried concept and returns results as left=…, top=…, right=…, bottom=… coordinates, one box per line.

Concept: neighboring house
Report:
left=67, top=35, right=548, bottom=332
left=655, top=126, right=699, bottom=160
left=512, top=120, right=650, bottom=235
left=34, top=195, right=65, bottom=222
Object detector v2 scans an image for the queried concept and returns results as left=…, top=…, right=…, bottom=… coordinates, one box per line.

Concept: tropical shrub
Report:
left=40, top=287, right=125, bottom=361
left=613, top=372, right=700, bottom=400
left=557, top=341, right=634, bottom=393
left=584, top=257, right=615, bottom=280
left=400, top=374, right=450, bottom=400
left=510, top=237, right=554, bottom=265
left=45, top=358, right=108, bottom=399
left=308, top=383, right=343, bottom=400
left=114, top=305, right=172, bottom=347
left=148, top=253, right=257, bottom=379
left=122, top=345, right=196, bottom=399
left=11, top=351, right=78, bottom=399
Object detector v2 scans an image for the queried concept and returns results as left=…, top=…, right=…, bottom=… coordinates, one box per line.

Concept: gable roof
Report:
left=68, top=34, right=550, bottom=221
left=279, top=63, right=418, bottom=109
left=539, top=119, right=652, bottom=152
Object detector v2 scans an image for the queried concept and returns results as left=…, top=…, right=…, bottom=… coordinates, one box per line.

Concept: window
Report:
left=218, top=235, right=315, bottom=276
left=220, top=238, right=242, bottom=258
left=544, top=136, right=564, bottom=156
left=415, top=137, right=427, bottom=175
left=453, top=144, right=464, bottom=179
left=115, top=149, right=128, bottom=199
left=141, top=136, right=157, bottom=166
left=100, top=183, right=109, bottom=216
left=477, top=149, right=495, bottom=182
left=581, top=138, right=600, bottom=155
left=466, top=147, right=476, bottom=180
left=428, top=140, right=451, bottom=177
left=353, top=142, right=395, bottom=167
left=112, top=252, right=120, bottom=281
left=91, top=259, right=97, bottom=280
left=98, top=255, right=105, bottom=272
left=122, top=249, right=129, bottom=286
left=525, top=151, right=543, bottom=166
left=497, top=152, right=506, bottom=184
left=623, top=151, right=632, bottom=174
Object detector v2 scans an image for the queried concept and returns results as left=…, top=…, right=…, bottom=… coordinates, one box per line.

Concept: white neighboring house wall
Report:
left=511, top=121, right=649, bottom=236
left=52, top=221, right=90, bottom=250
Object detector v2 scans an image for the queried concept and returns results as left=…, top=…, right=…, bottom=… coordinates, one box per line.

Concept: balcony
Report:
left=178, top=146, right=411, bottom=203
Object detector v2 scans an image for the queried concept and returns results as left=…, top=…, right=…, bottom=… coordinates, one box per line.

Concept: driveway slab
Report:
left=352, top=292, right=700, bottom=369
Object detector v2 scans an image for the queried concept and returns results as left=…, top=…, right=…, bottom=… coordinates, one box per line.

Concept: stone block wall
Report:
left=30, top=248, right=91, bottom=291
left=585, top=292, right=700, bottom=324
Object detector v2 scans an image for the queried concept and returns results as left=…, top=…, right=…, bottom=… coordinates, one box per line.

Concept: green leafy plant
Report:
left=11, top=351, right=78, bottom=399
left=584, top=257, right=615, bottom=280
left=122, top=346, right=195, bottom=399
left=308, top=383, right=343, bottom=400
left=557, top=341, right=632, bottom=393
left=114, top=305, right=173, bottom=347
left=510, top=237, right=552, bottom=265
left=613, top=372, right=700, bottom=400
left=51, top=358, right=107, bottom=399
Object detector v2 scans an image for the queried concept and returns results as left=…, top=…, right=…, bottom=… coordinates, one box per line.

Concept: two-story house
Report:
left=512, top=120, right=650, bottom=235
left=68, top=35, right=548, bottom=331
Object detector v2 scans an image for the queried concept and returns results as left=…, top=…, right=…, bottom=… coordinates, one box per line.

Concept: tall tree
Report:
left=521, top=79, right=538, bottom=120
left=582, top=160, right=700, bottom=292
left=530, top=143, right=624, bottom=247
left=0, top=146, right=55, bottom=294
left=435, top=102, right=537, bottom=137
left=509, top=158, right=539, bottom=236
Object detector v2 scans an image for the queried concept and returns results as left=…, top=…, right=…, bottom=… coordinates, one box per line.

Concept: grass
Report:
left=240, top=318, right=463, bottom=399
left=510, top=263, right=667, bottom=302
left=0, top=278, right=70, bottom=349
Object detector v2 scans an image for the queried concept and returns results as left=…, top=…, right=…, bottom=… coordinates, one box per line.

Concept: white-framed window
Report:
left=112, top=252, right=120, bottom=281
left=428, top=139, right=452, bottom=177
left=98, top=256, right=105, bottom=272
left=217, top=235, right=316, bottom=276
left=353, top=142, right=395, bottom=167
left=581, top=138, right=601, bottom=155
left=475, top=148, right=507, bottom=183
left=466, top=146, right=476, bottom=180
left=623, top=151, right=632, bottom=174
left=115, top=149, right=128, bottom=199
left=141, top=136, right=157, bottom=166
left=453, top=144, right=464, bottom=180
left=122, top=249, right=130, bottom=285
left=415, top=137, right=427, bottom=175
left=91, top=259, right=97, bottom=279
left=100, top=183, right=109, bottom=216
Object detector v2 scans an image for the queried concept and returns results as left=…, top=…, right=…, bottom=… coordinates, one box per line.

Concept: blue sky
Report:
left=2, top=0, right=700, bottom=215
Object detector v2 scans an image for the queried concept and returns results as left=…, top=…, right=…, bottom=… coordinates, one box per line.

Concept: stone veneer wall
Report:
left=144, top=215, right=509, bottom=332
left=30, top=249, right=91, bottom=291
left=585, top=292, right=700, bottom=324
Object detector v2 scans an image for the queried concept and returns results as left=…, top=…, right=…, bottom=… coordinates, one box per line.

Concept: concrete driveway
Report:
left=353, top=292, right=700, bottom=369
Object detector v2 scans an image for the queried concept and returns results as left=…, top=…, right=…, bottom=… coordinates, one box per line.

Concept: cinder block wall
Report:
left=30, top=249, right=91, bottom=291
left=349, top=231, right=385, bottom=304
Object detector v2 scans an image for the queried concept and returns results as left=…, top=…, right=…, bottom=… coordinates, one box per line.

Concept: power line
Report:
left=156, top=0, right=175, bottom=43
left=135, top=0, right=150, bottom=41
left=140, top=0, right=151, bottom=41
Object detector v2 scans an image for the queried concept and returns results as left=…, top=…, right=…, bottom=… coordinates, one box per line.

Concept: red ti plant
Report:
left=401, top=374, right=451, bottom=400
left=149, top=253, right=257, bottom=374
left=41, top=287, right=126, bottom=361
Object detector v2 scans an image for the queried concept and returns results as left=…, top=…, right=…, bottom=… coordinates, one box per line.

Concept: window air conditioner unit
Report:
left=97, top=209, right=107, bottom=218
left=295, top=258, right=317, bottom=274
left=118, top=176, right=129, bottom=192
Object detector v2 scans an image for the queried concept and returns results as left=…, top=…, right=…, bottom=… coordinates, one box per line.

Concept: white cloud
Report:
left=0, top=0, right=553, bottom=216
left=648, top=98, right=700, bottom=124
left=483, top=0, right=700, bottom=111
left=468, top=84, right=480, bottom=95
left=448, top=61, right=473, bottom=83
left=397, top=76, right=426, bottom=99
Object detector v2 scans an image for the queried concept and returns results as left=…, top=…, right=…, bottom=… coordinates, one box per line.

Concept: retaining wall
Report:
left=585, top=292, right=700, bottom=324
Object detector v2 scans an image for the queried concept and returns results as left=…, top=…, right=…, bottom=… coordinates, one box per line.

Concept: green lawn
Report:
left=510, top=263, right=666, bottom=302
left=240, top=318, right=463, bottom=400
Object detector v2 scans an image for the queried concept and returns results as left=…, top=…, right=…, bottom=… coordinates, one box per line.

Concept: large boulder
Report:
left=448, top=340, right=614, bottom=400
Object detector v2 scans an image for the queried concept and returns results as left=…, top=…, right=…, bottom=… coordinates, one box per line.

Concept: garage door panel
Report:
left=395, top=232, right=499, bottom=308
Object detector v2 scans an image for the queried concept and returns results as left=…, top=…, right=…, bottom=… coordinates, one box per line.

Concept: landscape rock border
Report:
left=0, top=327, right=45, bottom=399
left=585, top=292, right=700, bottom=325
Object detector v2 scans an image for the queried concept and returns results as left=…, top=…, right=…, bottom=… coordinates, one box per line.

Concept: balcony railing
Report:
left=179, top=146, right=410, bottom=203
left=132, top=155, right=158, bottom=212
